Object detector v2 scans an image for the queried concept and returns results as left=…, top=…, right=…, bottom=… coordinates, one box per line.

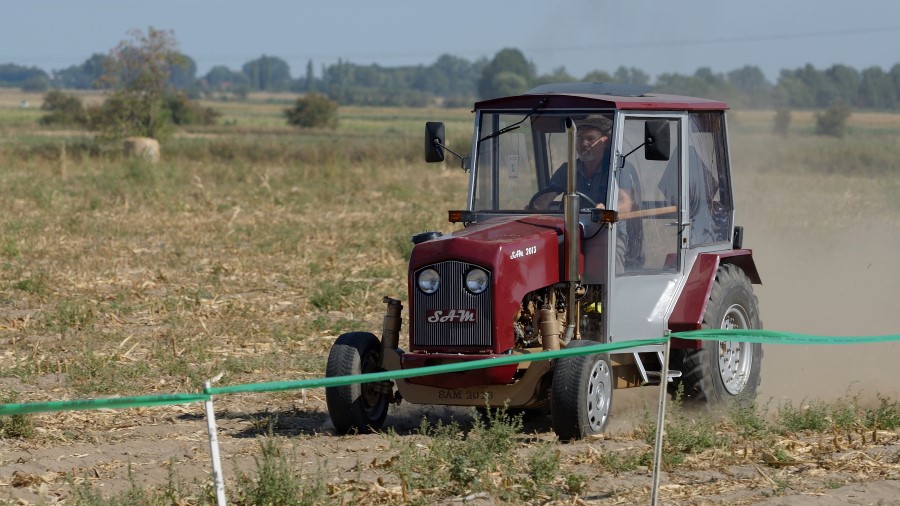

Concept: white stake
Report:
left=204, top=381, right=227, bottom=506
left=650, top=335, right=671, bottom=506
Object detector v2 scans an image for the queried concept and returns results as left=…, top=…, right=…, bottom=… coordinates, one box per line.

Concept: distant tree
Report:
left=53, top=54, right=108, bottom=89
left=204, top=65, right=249, bottom=92
left=94, top=27, right=189, bottom=140
left=532, top=66, right=576, bottom=87
left=727, top=66, right=770, bottom=94
left=582, top=69, right=614, bottom=83
left=815, top=102, right=852, bottom=137
left=775, top=64, right=822, bottom=108
left=724, top=65, right=772, bottom=108
left=613, top=66, right=650, bottom=85
left=21, top=75, right=50, bottom=92
left=891, top=63, right=900, bottom=102
left=415, top=54, right=479, bottom=97
left=489, top=71, right=529, bottom=98
left=305, top=59, right=316, bottom=92
left=168, top=53, right=197, bottom=90
left=284, top=93, right=338, bottom=128
left=0, top=63, right=48, bottom=87
left=654, top=72, right=705, bottom=96
left=39, top=90, right=88, bottom=126
left=478, top=48, right=534, bottom=99
left=242, top=55, right=291, bottom=91
left=823, top=64, right=860, bottom=106
left=857, top=66, right=896, bottom=109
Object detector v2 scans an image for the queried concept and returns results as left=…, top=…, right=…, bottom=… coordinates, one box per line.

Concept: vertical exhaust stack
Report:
left=562, top=118, right=580, bottom=344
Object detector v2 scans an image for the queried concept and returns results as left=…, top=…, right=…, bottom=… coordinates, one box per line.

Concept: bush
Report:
left=89, top=93, right=174, bottom=141
left=815, top=103, right=852, bottom=138
left=39, top=90, right=89, bottom=127
left=284, top=93, right=338, bottom=129
left=773, top=107, right=791, bottom=136
left=167, top=93, right=220, bottom=126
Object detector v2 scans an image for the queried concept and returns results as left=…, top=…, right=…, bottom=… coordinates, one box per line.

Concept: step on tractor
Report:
left=325, top=82, right=763, bottom=440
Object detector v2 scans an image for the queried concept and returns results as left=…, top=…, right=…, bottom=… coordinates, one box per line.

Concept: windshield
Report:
left=473, top=111, right=615, bottom=212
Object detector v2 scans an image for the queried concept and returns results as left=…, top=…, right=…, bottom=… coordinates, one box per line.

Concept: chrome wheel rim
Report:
left=586, top=359, right=612, bottom=431
left=718, top=303, right=753, bottom=395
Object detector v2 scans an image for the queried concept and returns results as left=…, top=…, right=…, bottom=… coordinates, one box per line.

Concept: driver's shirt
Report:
left=547, top=148, right=624, bottom=204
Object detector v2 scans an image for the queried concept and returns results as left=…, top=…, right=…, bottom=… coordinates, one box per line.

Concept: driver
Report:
left=547, top=115, right=614, bottom=206
left=532, top=115, right=635, bottom=212
left=532, top=114, right=644, bottom=271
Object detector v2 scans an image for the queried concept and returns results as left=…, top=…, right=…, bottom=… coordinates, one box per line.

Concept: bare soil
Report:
left=1, top=171, right=898, bottom=505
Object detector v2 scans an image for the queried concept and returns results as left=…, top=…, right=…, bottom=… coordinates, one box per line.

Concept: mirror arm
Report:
left=432, top=139, right=467, bottom=170
left=619, top=142, right=646, bottom=168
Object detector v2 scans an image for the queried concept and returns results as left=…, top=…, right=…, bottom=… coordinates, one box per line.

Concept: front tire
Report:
left=325, top=332, right=390, bottom=434
left=551, top=340, right=613, bottom=441
left=672, top=263, right=763, bottom=408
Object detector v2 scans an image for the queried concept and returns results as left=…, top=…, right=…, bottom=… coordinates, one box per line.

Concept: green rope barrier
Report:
left=0, top=393, right=210, bottom=417
left=673, top=329, right=900, bottom=345
left=2, top=330, right=898, bottom=417
left=205, top=338, right=667, bottom=395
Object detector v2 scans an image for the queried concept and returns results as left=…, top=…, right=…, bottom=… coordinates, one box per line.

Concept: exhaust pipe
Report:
left=562, top=117, right=580, bottom=344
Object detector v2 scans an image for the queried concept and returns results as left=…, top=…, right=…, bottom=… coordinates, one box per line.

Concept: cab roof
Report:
left=474, top=82, right=728, bottom=111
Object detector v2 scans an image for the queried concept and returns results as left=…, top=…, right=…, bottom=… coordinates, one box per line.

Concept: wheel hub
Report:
left=718, top=304, right=753, bottom=395
left=586, top=360, right=612, bottom=431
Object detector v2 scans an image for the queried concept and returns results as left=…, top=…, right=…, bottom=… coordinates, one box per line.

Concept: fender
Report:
left=668, top=249, right=761, bottom=348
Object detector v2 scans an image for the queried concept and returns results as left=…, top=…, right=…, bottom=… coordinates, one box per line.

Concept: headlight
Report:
left=465, top=268, right=489, bottom=294
left=417, top=268, right=440, bottom=294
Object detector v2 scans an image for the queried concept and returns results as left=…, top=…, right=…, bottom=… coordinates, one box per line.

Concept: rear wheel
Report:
left=671, top=263, right=763, bottom=407
left=551, top=340, right=613, bottom=441
left=325, top=332, right=390, bottom=434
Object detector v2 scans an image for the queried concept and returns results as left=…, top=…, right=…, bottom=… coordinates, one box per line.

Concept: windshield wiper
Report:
left=478, top=98, right=547, bottom=143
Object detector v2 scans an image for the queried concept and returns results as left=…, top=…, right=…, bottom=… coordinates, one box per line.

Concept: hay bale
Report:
left=123, top=137, right=160, bottom=163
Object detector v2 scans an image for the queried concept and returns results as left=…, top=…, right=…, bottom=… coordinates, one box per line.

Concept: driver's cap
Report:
left=576, top=115, right=612, bottom=135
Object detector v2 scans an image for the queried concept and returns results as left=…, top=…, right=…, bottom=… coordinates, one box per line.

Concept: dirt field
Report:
left=0, top=104, right=898, bottom=504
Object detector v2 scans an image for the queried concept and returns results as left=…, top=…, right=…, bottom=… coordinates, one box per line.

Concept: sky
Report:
left=3, top=0, right=900, bottom=84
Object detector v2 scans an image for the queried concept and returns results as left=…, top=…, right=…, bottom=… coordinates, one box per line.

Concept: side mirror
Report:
left=644, top=120, right=670, bottom=161
left=424, top=122, right=445, bottom=163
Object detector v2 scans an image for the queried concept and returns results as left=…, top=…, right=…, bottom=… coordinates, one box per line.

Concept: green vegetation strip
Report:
left=672, top=329, right=900, bottom=345
left=205, top=338, right=667, bottom=395
left=0, top=393, right=210, bottom=417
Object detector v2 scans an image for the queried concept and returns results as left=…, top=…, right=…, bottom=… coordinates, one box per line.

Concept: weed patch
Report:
left=233, top=435, right=327, bottom=506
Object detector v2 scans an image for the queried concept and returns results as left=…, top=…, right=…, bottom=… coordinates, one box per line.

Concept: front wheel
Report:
left=325, top=332, right=390, bottom=434
left=551, top=340, right=613, bottom=441
left=671, top=263, right=763, bottom=408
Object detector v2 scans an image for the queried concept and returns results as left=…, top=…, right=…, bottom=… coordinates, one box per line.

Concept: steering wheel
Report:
left=527, top=187, right=598, bottom=211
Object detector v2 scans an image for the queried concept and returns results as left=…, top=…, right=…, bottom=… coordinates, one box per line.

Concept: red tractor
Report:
left=325, top=83, right=762, bottom=440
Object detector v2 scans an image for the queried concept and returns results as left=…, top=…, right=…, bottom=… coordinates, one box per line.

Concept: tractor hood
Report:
left=408, top=215, right=575, bottom=354
left=410, top=215, right=567, bottom=282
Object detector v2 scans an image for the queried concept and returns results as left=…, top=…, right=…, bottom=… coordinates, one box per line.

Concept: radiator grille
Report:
left=412, top=261, right=492, bottom=348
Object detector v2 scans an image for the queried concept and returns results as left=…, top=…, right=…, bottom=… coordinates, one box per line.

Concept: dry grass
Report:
left=0, top=89, right=898, bottom=504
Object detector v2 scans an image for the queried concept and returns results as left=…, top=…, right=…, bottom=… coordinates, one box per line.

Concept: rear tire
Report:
left=551, top=340, right=613, bottom=441
left=671, top=263, right=763, bottom=408
left=325, top=332, right=389, bottom=434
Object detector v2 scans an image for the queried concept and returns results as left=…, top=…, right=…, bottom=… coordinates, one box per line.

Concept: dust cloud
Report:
left=732, top=154, right=900, bottom=406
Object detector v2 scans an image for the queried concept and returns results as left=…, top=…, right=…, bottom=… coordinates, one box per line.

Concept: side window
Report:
left=616, top=117, right=680, bottom=275
left=688, top=112, right=732, bottom=246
